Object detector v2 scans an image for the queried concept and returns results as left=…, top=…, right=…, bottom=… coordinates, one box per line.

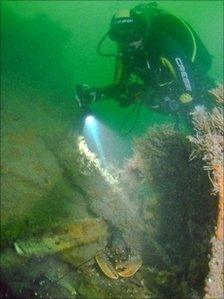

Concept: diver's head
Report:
left=108, top=9, right=145, bottom=53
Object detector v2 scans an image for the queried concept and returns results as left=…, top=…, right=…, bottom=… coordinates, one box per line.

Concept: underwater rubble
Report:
left=1, top=81, right=223, bottom=298
left=132, top=125, right=220, bottom=299
left=1, top=97, right=221, bottom=299
left=1, top=77, right=223, bottom=299
left=188, top=83, right=224, bottom=299
left=0, top=77, right=148, bottom=298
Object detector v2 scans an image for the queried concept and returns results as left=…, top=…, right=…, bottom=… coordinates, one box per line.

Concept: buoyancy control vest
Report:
left=130, top=2, right=212, bottom=74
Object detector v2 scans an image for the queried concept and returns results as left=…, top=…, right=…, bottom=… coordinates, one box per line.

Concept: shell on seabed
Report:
left=115, top=258, right=142, bottom=278
left=95, top=253, right=119, bottom=280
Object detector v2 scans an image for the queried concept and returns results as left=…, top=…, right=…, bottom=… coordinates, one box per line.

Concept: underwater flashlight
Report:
left=85, top=115, right=95, bottom=125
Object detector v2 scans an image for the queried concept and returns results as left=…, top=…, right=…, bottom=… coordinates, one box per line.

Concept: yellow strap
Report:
left=160, top=57, right=177, bottom=78
left=179, top=93, right=193, bottom=103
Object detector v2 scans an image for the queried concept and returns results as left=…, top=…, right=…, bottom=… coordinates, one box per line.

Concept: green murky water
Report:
left=2, top=1, right=223, bottom=135
left=1, top=1, right=223, bottom=298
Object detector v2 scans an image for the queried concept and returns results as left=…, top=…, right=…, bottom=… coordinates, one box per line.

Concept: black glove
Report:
left=75, top=84, right=103, bottom=109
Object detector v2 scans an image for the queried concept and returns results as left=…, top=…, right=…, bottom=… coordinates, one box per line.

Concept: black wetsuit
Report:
left=98, top=6, right=213, bottom=113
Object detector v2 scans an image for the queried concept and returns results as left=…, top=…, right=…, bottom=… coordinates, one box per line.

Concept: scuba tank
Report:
left=131, top=2, right=212, bottom=73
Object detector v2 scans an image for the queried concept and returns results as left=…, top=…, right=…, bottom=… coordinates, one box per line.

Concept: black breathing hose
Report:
left=119, top=102, right=142, bottom=136
left=97, top=32, right=119, bottom=57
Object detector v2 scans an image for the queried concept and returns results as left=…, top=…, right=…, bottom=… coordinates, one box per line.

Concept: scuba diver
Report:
left=76, top=2, right=214, bottom=125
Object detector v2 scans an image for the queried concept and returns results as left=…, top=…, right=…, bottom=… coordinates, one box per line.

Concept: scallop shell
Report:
left=95, top=253, right=119, bottom=280
left=116, top=258, right=142, bottom=278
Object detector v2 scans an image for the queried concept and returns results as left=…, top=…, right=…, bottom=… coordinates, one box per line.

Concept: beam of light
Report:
left=83, top=115, right=107, bottom=166
left=82, top=115, right=131, bottom=169
left=78, top=136, right=117, bottom=185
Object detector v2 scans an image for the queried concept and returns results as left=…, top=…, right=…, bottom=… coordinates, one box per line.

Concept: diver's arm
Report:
left=100, top=82, right=127, bottom=99
left=100, top=55, right=150, bottom=107
left=75, top=81, right=131, bottom=109
left=76, top=55, right=136, bottom=108
left=100, top=54, right=131, bottom=101
left=76, top=55, right=146, bottom=108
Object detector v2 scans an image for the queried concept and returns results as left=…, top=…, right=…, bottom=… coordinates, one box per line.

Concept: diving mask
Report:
left=109, top=17, right=143, bottom=44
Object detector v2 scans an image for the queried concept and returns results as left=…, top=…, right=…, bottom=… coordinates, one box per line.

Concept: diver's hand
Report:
left=75, top=84, right=103, bottom=109
left=75, top=84, right=90, bottom=109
